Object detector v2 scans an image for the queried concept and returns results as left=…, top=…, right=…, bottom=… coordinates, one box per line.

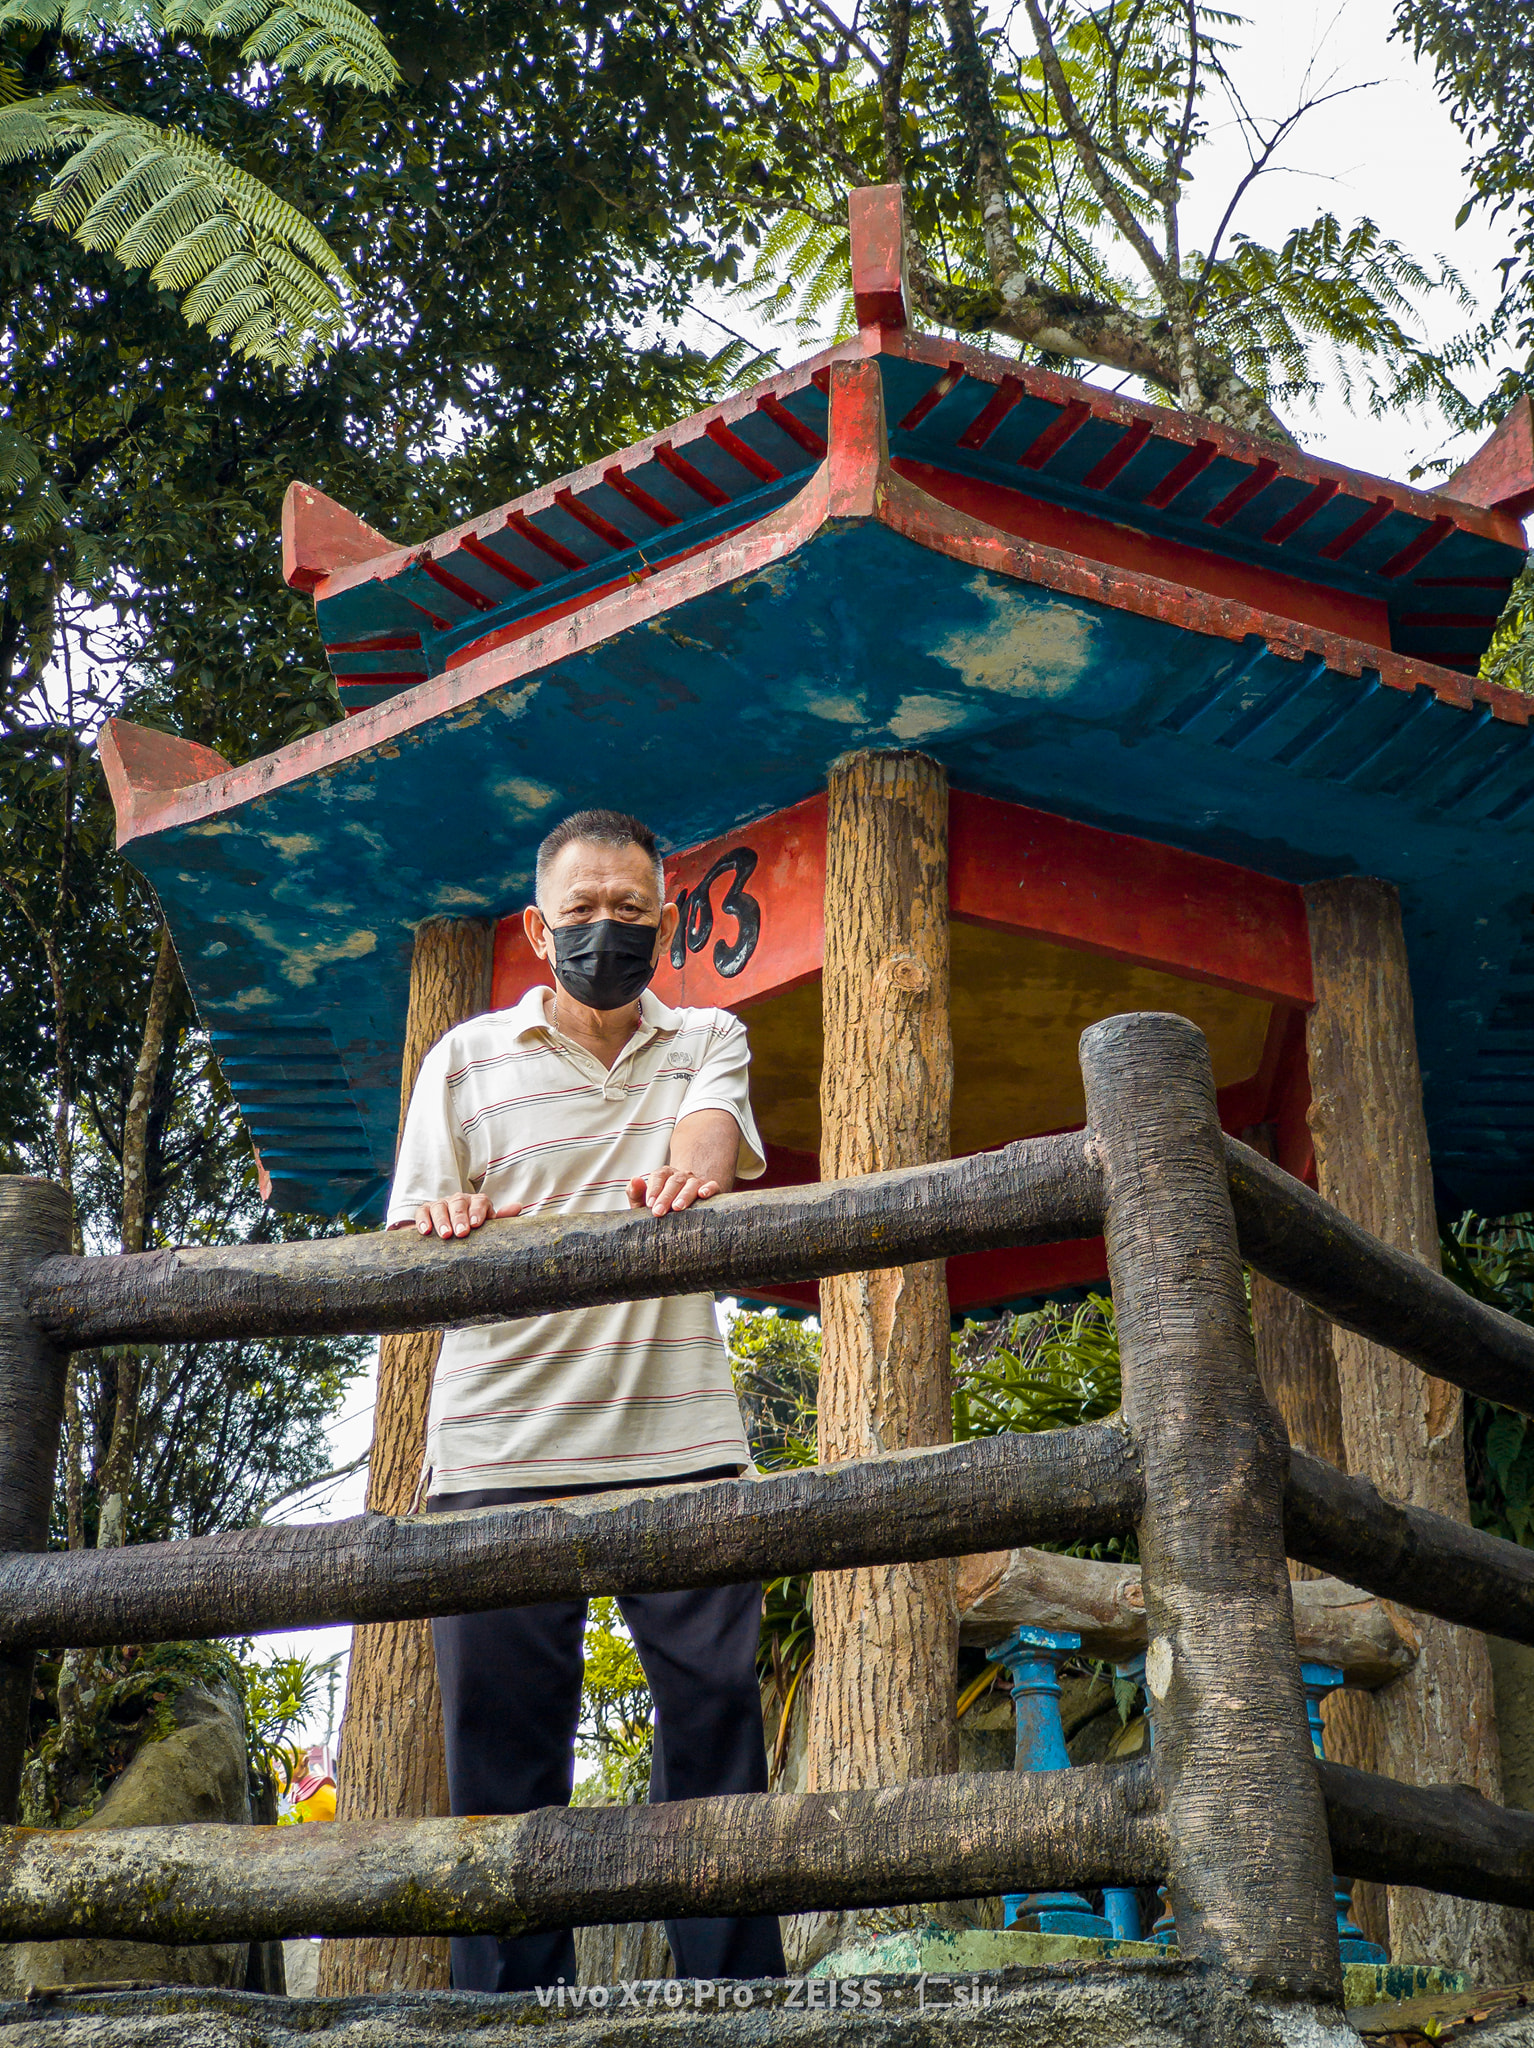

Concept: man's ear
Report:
left=656, top=901, right=681, bottom=960
left=524, top=903, right=552, bottom=962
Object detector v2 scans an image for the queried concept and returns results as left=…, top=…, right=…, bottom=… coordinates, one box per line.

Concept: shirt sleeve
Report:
left=676, top=1012, right=766, bottom=1180
left=385, top=1033, right=474, bottom=1224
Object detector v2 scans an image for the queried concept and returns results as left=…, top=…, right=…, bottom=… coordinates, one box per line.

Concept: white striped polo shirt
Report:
left=387, top=984, right=765, bottom=1493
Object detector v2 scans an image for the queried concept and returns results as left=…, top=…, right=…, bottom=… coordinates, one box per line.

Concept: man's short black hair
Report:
left=535, top=809, right=664, bottom=908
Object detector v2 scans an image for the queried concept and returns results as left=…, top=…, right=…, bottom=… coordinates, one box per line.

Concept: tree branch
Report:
left=1020, top=0, right=1170, bottom=289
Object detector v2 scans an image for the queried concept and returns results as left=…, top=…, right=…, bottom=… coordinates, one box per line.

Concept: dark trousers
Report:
left=429, top=1470, right=787, bottom=1994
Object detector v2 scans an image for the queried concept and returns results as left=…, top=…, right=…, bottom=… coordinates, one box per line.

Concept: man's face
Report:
left=524, top=840, right=680, bottom=981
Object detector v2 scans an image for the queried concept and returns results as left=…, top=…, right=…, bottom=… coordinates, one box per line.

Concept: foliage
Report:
left=1442, top=1213, right=1534, bottom=1547
left=1394, top=0, right=1534, bottom=696
left=1394, top=0, right=1534, bottom=427
left=572, top=1596, right=654, bottom=1806
left=951, top=1294, right=1120, bottom=1441
left=21, top=1635, right=241, bottom=1823
left=703, top=0, right=1477, bottom=442
left=240, top=1642, right=339, bottom=1795
left=21, top=1634, right=338, bottom=1824
left=0, top=0, right=396, bottom=365
left=726, top=1293, right=1130, bottom=1772
left=1479, top=560, right=1534, bottom=700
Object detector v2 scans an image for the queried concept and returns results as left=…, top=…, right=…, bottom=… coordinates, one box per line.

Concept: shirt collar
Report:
left=503, top=982, right=682, bottom=1043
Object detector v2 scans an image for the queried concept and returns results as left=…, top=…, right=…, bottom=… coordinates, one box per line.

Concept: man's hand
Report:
left=627, top=1167, right=721, bottom=1217
left=396, top=1194, right=524, bottom=1239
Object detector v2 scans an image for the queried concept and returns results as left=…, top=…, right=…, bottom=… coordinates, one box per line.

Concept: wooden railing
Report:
left=1, top=1010, right=1533, bottom=2011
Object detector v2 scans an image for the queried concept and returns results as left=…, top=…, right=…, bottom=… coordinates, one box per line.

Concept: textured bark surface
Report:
left=22, top=1132, right=1102, bottom=1353
left=956, top=1546, right=1417, bottom=1689
left=0, top=1427, right=1140, bottom=1652
left=1250, top=1276, right=1345, bottom=1472
left=1322, top=1760, right=1534, bottom=1910
left=1283, top=1450, right=1534, bottom=1651
left=1247, top=1242, right=1373, bottom=1943
left=1227, top=1139, right=1534, bottom=1415
left=321, top=916, right=492, bottom=1998
left=1304, top=877, right=1520, bottom=1976
left=0, top=1179, right=72, bottom=1822
left=810, top=751, right=957, bottom=1822
left=0, top=1762, right=1163, bottom=1944
left=1081, top=1013, right=1340, bottom=2004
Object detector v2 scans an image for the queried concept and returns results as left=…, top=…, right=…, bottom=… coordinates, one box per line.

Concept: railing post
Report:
left=993, top=1626, right=1112, bottom=1938
left=1300, top=1663, right=1387, bottom=1966
left=1079, top=1013, right=1342, bottom=2005
left=0, top=1177, right=73, bottom=1821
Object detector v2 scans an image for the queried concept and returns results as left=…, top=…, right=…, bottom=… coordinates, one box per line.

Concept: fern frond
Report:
left=163, top=0, right=396, bottom=89
left=0, top=423, right=66, bottom=540
left=8, top=93, right=348, bottom=362
left=0, top=0, right=395, bottom=90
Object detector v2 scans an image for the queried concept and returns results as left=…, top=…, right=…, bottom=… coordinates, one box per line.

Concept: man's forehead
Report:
left=545, top=840, right=660, bottom=894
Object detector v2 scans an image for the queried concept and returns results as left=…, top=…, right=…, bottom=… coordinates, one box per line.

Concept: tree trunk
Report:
left=318, top=917, right=493, bottom=1997
left=802, top=751, right=955, bottom=1961
left=1304, top=876, right=1527, bottom=1976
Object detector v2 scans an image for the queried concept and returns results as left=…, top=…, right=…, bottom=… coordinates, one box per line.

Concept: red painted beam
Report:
left=894, top=459, right=1392, bottom=649
left=949, top=792, right=1315, bottom=1006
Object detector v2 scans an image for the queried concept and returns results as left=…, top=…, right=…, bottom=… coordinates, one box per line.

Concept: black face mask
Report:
left=550, top=919, right=659, bottom=1010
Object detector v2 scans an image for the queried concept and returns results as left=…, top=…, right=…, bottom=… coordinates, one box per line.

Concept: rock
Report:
left=0, top=1681, right=252, bottom=1998
left=0, top=1965, right=1370, bottom=2046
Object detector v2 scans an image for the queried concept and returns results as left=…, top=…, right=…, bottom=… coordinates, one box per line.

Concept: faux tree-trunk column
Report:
left=1249, top=1258, right=1386, bottom=1943
left=1304, top=877, right=1526, bottom=1977
left=0, top=1178, right=72, bottom=1821
left=807, top=751, right=956, bottom=1810
left=318, top=917, right=494, bottom=1997
left=1083, top=1013, right=1340, bottom=2004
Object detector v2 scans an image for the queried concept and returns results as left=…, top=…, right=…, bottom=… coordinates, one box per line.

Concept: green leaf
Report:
left=1, top=91, right=349, bottom=363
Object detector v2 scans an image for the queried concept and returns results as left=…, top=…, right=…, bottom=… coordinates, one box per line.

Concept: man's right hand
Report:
left=397, top=1194, right=524, bottom=1239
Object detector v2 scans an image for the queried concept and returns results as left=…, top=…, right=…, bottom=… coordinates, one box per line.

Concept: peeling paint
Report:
left=887, top=695, right=971, bottom=742
left=491, top=777, right=559, bottom=819
left=932, top=577, right=1096, bottom=700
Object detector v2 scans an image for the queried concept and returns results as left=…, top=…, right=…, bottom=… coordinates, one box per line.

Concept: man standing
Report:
left=388, top=808, right=786, bottom=1993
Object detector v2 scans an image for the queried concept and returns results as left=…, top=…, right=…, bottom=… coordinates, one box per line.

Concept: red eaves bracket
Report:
left=1446, top=397, right=1534, bottom=522
left=849, top=183, right=908, bottom=340
left=282, top=482, right=396, bottom=595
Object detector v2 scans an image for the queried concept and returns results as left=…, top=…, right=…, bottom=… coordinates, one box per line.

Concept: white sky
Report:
left=251, top=0, right=1518, bottom=1747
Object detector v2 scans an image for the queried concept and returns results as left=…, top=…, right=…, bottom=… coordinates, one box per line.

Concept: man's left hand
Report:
left=627, top=1167, right=721, bottom=1216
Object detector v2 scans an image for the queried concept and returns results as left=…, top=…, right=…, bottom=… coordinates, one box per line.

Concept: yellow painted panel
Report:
left=743, top=921, right=1271, bottom=1158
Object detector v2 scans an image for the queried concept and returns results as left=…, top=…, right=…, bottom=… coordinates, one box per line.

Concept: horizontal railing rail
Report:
left=5, top=1424, right=1534, bottom=1665
left=21, top=1132, right=1101, bottom=1351
left=2, top=1755, right=1524, bottom=1948
left=1321, top=1762, right=1534, bottom=1913
left=0, top=1426, right=1138, bottom=1652
left=0, top=1765, right=1163, bottom=1945
left=17, top=1131, right=1534, bottom=1425
left=0, top=1756, right=1527, bottom=1947
left=1285, top=1449, right=1534, bottom=1648
left=1228, top=1138, right=1534, bottom=1415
